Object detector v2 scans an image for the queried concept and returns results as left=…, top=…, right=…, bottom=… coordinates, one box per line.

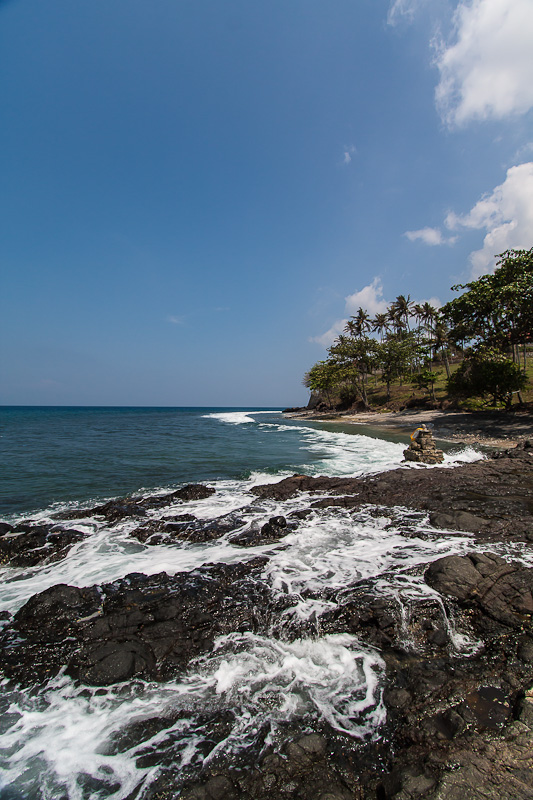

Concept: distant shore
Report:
left=284, top=407, right=533, bottom=448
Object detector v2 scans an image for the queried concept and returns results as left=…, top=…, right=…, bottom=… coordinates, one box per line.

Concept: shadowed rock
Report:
left=0, top=558, right=296, bottom=687
left=0, top=524, right=87, bottom=567
left=426, top=552, right=533, bottom=628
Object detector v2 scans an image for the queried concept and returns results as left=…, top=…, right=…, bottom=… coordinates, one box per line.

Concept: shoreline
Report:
left=2, top=445, right=533, bottom=799
left=285, top=407, right=533, bottom=449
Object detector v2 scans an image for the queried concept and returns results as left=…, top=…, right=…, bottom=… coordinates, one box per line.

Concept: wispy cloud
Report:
left=445, top=161, right=533, bottom=277
left=387, top=0, right=425, bottom=26
left=404, top=226, right=456, bottom=246
left=167, top=315, right=186, bottom=325
left=342, top=145, right=357, bottom=165
left=434, top=0, right=533, bottom=127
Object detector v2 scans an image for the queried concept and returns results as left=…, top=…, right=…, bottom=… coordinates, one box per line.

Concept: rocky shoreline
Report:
left=284, top=407, right=533, bottom=449
left=1, top=445, right=533, bottom=799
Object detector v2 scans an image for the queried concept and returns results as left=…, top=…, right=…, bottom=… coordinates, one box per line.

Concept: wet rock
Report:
left=426, top=553, right=533, bottom=628
left=0, top=523, right=14, bottom=536
left=170, top=484, right=216, bottom=502
left=428, top=510, right=491, bottom=533
left=0, top=524, right=87, bottom=567
left=131, top=513, right=245, bottom=545
left=0, top=557, right=297, bottom=687
left=180, top=732, right=361, bottom=800
left=230, top=516, right=291, bottom=547
left=58, top=484, right=216, bottom=521
left=252, top=445, right=533, bottom=542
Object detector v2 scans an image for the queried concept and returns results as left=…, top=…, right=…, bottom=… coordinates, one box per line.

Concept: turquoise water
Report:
left=0, top=407, right=299, bottom=515
left=0, top=406, right=411, bottom=517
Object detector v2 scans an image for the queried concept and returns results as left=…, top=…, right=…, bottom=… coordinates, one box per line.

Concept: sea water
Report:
left=0, top=407, right=487, bottom=799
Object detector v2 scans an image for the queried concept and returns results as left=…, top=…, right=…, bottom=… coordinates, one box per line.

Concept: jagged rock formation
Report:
left=403, top=425, right=444, bottom=464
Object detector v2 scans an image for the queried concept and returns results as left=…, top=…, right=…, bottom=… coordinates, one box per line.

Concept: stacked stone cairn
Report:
left=403, top=424, right=444, bottom=464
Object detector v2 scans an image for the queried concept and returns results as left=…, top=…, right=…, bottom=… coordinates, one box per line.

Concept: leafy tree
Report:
left=303, top=361, right=339, bottom=406
left=376, top=333, right=419, bottom=400
left=442, top=248, right=533, bottom=361
left=411, top=368, right=441, bottom=401
left=328, top=334, right=379, bottom=408
left=447, top=347, right=528, bottom=408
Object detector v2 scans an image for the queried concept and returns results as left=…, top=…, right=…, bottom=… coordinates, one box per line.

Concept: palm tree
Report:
left=421, top=302, right=438, bottom=335
left=372, top=313, right=389, bottom=342
left=387, top=304, right=404, bottom=336
left=345, top=307, right=371, bottom=338
left=394, top=294, right=414, bottom=332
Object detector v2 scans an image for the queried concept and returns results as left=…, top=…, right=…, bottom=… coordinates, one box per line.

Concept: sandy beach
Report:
left=285, top=407, right=533, bottom=448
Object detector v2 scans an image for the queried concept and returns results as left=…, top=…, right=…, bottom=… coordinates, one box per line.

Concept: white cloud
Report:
left=167, top=315, right=185, bottom=325
left=311, top=318, right=349, bottom=348
left=435, top=0, right=533, bottom=126
left=404, top=226, right=455, bottom=245
left=387, top=0, right=424, bottom=26
left=446, top=161, right=533, bottom=276
left=342, top=145, right=357, bottom=165
left=311, top=278, right=388, bottom=348
left=344, top=277, right=389, bottom=317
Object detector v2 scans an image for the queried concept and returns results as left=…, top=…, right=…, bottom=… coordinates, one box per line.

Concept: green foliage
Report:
left=303, top=360, right=339, bottom=405
left=302, top=248, right=532, bottom=410
left=447, top=347, right=528, bottom=407
left=442, top=248, right=533, bottom=353
left=411, top=368, right=441, bottom=400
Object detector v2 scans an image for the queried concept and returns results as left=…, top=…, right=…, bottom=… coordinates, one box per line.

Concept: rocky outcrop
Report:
left=251, top=442, right=533, bottom=541
left=0, top=523, right=87, bottom=567
left=426, top=552, right=533, bottom=628
left=229, top=516, right=292, bottom=547
left=403, top=425, right=444, bottom=464
left=2, top=451, right=533, bottom=799
left=59, top=484, right=216, bottom=521
left=0, top=558, right=296, bottom=686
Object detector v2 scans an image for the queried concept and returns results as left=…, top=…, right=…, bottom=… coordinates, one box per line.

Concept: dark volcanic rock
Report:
left=58, top=484, right=216, bottom=521
left=230, top=516, right=291, bottom=547
left=0, top=524, right=87, bottom=567
left=131, top=512, right=246, bottom=545
left=0, top=558, right=296, bottom=687
left=251, top=443, right=533, bottom=542
left=426, top=552, right=533, bottom=628
left=170, top=484, right=216, bottom=502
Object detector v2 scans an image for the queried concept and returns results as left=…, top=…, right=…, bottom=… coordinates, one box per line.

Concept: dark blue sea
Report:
left=0, top=406, right=413, bottom=517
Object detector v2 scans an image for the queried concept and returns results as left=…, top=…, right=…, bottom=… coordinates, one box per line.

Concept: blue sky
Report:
left=1, top=0, right=532, bottom=406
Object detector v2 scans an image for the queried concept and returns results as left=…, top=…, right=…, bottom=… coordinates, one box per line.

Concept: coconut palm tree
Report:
left=345, top=307, right=371, bottom=338
left=372, top=313, right=389, bottom=342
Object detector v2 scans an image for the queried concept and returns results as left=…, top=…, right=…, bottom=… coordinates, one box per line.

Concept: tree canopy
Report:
left=303, top=248, right=532, bottom=410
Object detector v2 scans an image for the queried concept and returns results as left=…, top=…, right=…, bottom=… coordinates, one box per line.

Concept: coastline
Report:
left=2, top=413, right=533, bottom=799
left=285, top=407, right=533, bottom=449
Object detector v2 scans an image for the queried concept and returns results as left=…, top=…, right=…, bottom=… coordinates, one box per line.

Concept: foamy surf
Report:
left=0, top=407, right=499, bottom=799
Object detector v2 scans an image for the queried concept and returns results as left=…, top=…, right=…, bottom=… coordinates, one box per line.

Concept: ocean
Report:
left=0, top=406, right=484, bottom=799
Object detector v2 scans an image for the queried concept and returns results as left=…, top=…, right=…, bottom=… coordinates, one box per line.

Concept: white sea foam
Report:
left=264, top=506, right=473, bottom=608
left=0, top=633, right=384, bottom=799
left=202, top=411, right=255, bottom=424
left=0, top=417, right=501, bottom=798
